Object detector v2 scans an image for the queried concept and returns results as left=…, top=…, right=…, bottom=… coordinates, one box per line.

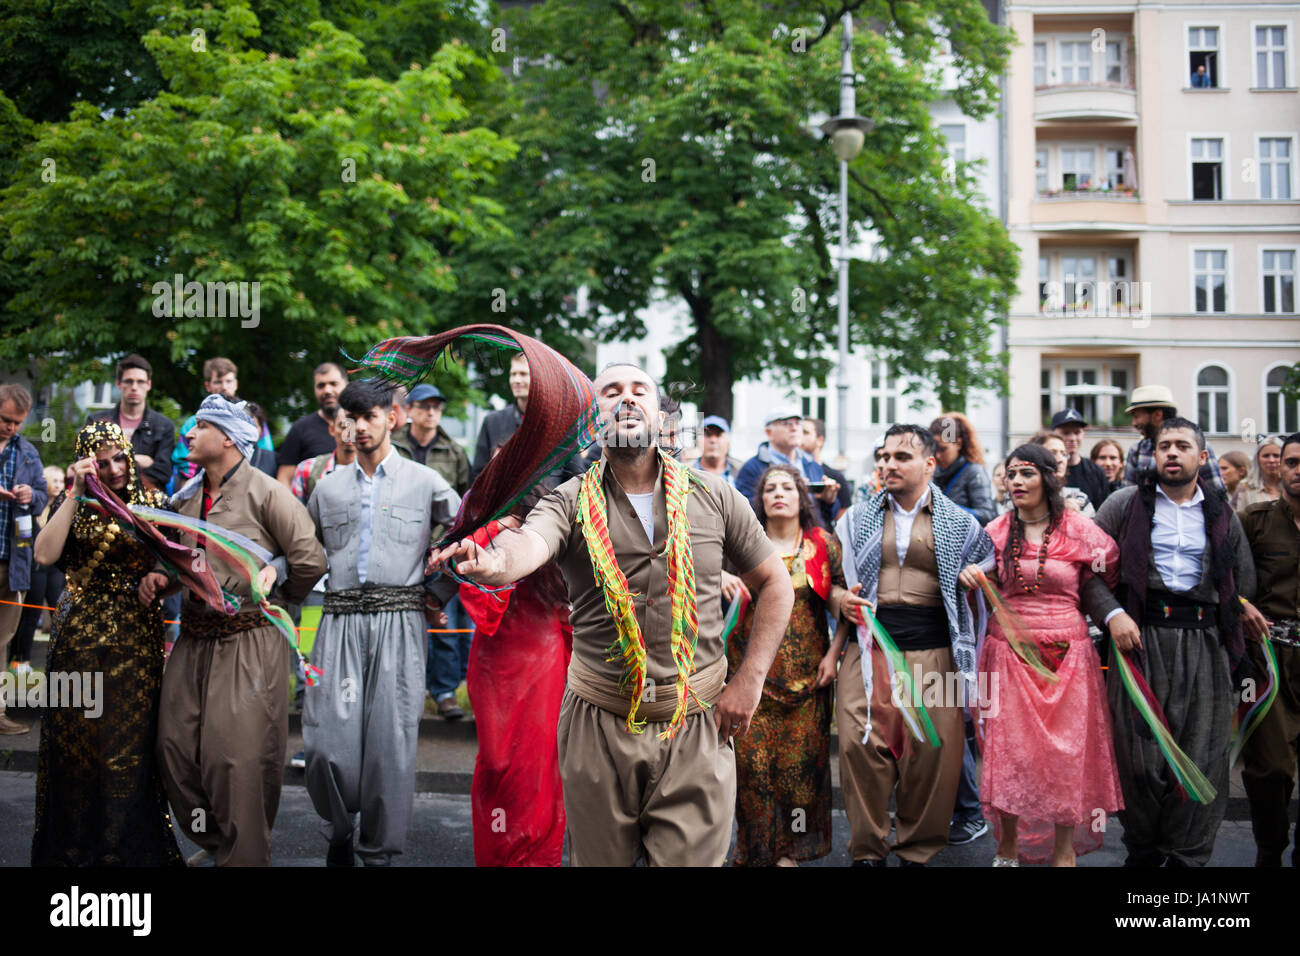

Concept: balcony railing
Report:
left=1038, top=296, right=1147, bottom=318
left=1038, top=186, right=1138, bottom=200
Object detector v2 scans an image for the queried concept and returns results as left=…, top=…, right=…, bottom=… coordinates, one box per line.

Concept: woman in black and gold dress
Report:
left=31, top=421, right=183, bottom=866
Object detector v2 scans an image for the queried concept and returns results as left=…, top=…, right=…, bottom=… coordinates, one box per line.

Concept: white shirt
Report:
left=888, top=488, right=930, bottom=567
left=355, top=447, right=398, bottom=584
left=1152, top=483, right=1206, bottom=592
left=626, top=491, right=655, bottom=545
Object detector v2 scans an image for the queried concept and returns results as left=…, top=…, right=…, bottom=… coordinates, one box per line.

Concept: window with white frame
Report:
left=1266, top=365, right=1300, bottom=433
left=1105, top=41, right=1124, bottom=84
left=1262, top=250, right=1296, bottom=314
left=1063, top=366, right=1100, bottom=423
left=1255, top=26, right=1288, bottom=88
left=1194, top=249, right=1228, bottom=313
left=1191, top=138, right=1224, bottom=199
left=1108, top=254, right=1131, bottom=307
left=1042, top=360, right=1136, bottom=427
left=1259, top=138, right=1293, bottom=199
left=1062, top=255, right=1097, bottom=309
left=1038, top=255, right=1050, bottom=306
left=1034, top=43, right=1047, bottom=87
left=1040, top=368, right=1052, bottom=426
left=1105, top=148, right=1127, bottom=189
left=867, top=361, right=896, bottom=426
left=1035, top=148, right=1049, bottom=193
left=1188, top=27, right=1220, bottom=87
left=1196, top=365, right=1232, bottom=434
left=1059, top=41, right=1091, bottom=83
left=1061, top=147, right=1095, bottom=190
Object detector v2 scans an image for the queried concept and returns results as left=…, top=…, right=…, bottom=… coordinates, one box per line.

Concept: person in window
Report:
left=1191, top=64, right=1213, bottom=88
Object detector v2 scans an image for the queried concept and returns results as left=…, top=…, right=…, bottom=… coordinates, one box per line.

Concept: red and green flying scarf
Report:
left=344, top=324, right=601, bottom=547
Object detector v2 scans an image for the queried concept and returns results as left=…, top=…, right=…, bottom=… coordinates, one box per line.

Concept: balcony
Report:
left=1034, top=83, right=1137, bottom=122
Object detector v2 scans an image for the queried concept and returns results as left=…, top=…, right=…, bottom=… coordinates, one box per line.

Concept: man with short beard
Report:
left=277, top=362, right=349, bottom=488
left=1093, top=417, right=1264, bottom=866
left=1238, top=431, right=1300, bottom=867
left=304, top=381, right=460, bottom=866
left=431, top=363, right=795, bottom=866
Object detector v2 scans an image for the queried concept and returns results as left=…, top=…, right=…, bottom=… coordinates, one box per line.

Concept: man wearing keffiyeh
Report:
left=830, top=424, right=993, bottom=866
left=155, top=393, right=327, bottom=867
left=431, top=363, right=794, bottom=866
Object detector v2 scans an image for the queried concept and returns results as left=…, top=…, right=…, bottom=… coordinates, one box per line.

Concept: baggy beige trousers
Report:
left=836, top=641, right=964, bottom=863
left=557, top=688, right=736, bottom=866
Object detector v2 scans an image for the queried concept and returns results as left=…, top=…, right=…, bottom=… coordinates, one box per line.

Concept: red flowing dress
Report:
left=979, top=509, right=1124, bottom=863
left=461, top=521, right=572, bottom=867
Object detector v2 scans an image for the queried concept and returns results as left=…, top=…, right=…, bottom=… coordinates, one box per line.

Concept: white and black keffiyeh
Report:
left=837, top=482, right=993, bottom=742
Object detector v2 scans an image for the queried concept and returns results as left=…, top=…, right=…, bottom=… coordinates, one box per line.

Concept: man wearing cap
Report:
left=736, top=410, right=839, bottom=518
left=1122, top=386, right=1226, bottom=493
left=1051, top=408, right=1111, bottom=510
left=693, top=415, right=744, bottom=487
left=155, top=394, right=327, bottom=866
left=391, top=384, right=470, bottom=495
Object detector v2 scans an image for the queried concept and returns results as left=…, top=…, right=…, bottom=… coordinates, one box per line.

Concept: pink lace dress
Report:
left=979, top=509, right=1124, bottom=863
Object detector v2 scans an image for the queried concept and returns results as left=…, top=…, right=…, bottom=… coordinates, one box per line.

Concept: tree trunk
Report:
left=694, top=305, right=734, bottom=422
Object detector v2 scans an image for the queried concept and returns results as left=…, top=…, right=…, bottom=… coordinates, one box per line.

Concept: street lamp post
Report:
left=819, top=13, right=874, bottom=463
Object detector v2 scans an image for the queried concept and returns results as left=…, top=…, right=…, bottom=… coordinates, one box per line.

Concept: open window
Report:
left=1190, top=138, right=1223, bottom=200
left=1188, top=27, right=1219, bottom=87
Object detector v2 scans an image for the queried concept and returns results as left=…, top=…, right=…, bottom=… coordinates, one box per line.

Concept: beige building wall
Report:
left=1006, top=0, right=1300, bottom=463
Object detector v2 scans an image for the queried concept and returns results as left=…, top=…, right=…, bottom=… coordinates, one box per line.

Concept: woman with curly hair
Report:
left=30, top=421, right=183, bottom=867
left=727, top=463, right=846, bottom=866
left=959, top=443, right=1125, bottom=867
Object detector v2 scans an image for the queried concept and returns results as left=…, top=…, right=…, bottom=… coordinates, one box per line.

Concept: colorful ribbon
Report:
left=1110, top=639, right=1217, bottom=804
left=976, top=570, right=1061, bottom=683
left=1228, top=635, right=1280, bottom=766
left=79, top=479, right=321, bottom=686
left=860, top=603, right=942, bottom=750
left=719, top=589, right=751, bottom=656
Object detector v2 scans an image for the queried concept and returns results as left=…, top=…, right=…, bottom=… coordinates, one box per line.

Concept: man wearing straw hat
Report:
left=153, top=393, right=327, bottom=866
left=1122, top=385, right=1226, bottom=493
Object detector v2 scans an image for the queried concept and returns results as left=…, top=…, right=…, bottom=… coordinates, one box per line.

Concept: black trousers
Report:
left=9, top=562, right=63, bottom=664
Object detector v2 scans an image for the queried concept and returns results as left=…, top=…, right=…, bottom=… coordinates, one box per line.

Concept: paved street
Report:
left=0, top=769, right=1267, bottom=867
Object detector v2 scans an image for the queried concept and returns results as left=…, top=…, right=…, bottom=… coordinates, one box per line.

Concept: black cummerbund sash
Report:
left=1142, top=594, right=1219, bottom=630
left=874, top=604, right=950, bottom=651
left=324, top=584, right=426, bottom=616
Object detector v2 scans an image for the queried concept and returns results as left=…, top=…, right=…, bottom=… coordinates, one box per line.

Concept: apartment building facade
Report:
left=1006, top=0, right=1300, bottom=459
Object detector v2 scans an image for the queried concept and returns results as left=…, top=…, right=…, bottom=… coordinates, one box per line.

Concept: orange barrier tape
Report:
left=0, top=598, right=472, bottom=633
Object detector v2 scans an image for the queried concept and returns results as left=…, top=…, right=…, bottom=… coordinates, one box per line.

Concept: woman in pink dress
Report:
left=960, top=443, right=1124, bottom=866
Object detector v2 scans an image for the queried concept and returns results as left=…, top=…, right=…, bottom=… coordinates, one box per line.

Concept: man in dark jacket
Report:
left=0, top=384, right=49, bottom=734
left=390, top=384, right=470, bottom=495
left=470, top=352, right=583, bottom=485
left=1052, top=408, right=1110, bottom=510
left=85, top=354, right=176, bottom=491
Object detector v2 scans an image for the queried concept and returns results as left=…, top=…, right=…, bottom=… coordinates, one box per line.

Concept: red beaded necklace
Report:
left=1009, top=512, right=1053, bottom=593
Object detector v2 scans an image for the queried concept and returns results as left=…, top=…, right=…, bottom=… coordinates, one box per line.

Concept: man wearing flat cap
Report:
left=155, top=394, right=327, bottom=866
left=1122, top=385, right=1226, bottom=493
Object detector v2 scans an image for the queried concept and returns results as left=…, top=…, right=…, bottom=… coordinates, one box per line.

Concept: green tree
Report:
left=0, top=3, right=516, bottom=419
left=444, top=0, right=1017, bottom=418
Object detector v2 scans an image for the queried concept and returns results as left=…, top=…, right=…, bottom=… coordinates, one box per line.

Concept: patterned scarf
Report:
left=575, top=452, right=701, bottom=739
left=844, top=482, right=992, bottom=741
left=345, top=324, right=600, bottom=545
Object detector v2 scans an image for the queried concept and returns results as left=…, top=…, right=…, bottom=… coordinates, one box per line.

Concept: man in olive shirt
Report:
left=1239, top=430, right=1300, bottom=867
left=432, top=363, right=794, bottom=866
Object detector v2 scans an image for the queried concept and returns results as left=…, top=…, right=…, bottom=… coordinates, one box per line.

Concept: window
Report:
left=1059, top=41, right=1091, bottom=83
left=1188, top=27, right=1219, bottom=87
left=1266, top=365, right=1299, bottom=433
left=800, top=375, right=828, bottom=423
left=1038, top=255, right=1050, bottom=306
left=1255, top=26, right=1288, bottom=88
left=1061, top=147, right=1095, bottom=190
left=1262, top=250, right=1296, bottom=313
left=1105, top=148, right=1126, bottom=189
left=1035, top=148, right=1049, bottom=193
left=1041, top=368, right=1052, bottom=425
left=868, top=361, right=896, bottom=426
left=940, top=124, right=966, bottom=179
left=1191, top=138, right=1223, bottom=199
left=1063, top=367, right=1100, bottom=424
left=1259, top=138, right=1292, bottom=199
left=1196, top=365, right=1231, bottom=434
left=1194, top=250, right=1228, bottom=312
left=1034, top=42, right=1047, bottom=86
left=1062, top=255, right=1097, bottom=309
left=1105, top=41, right=1124, bottom=84
left=1109, top=255, right=1131, bottom=307
left=1109, top=368, right=1130, bottom=426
